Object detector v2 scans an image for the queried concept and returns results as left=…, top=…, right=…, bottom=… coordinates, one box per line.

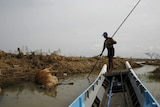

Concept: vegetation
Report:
left=145, top=52, right=160, bottom=59
left=0, top=48, right=142, bottom=88
left=149, top=66, right=160, bottom=81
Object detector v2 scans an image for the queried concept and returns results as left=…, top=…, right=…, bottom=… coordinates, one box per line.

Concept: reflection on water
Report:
left=133, top=65, right=158, bottom=74
left=0, top=82, right=58, bottom=107
left=133, top=65, right=160, bottom=103
left=0, top=73, right=97, bottom=107
left=0, top=65, right=160, bottom=107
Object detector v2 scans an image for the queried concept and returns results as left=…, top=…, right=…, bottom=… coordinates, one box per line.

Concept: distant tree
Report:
left=145, top=53, right=154, bottom=59
left=145, top=52, right=160, bottom=59
left=152, top=53, right=160, bottom=59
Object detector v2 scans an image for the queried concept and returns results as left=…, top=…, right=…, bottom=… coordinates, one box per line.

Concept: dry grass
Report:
left=0, top=50, right=140, bottom=88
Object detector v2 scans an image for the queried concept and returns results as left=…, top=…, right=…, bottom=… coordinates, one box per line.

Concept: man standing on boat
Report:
left=100, top=32, right=117, bottom=72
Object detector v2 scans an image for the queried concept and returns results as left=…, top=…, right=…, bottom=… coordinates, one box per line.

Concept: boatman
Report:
left=100, top=32, right=117, bottom=73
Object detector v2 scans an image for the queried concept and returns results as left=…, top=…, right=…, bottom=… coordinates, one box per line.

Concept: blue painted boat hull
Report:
left=69, top=61, right=160, bottom=107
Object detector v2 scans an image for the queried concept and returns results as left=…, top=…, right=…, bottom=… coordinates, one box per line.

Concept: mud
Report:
left=0, top=50, right=144, bottom=88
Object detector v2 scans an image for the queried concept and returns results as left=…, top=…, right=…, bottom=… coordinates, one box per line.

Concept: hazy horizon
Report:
left=0, top=0, right=160, bottom=58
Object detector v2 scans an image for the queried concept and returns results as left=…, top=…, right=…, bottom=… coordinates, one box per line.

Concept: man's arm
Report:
left=100, top=41, right=105, bottom=56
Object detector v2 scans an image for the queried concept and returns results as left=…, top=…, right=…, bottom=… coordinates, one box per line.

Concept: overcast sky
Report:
left=0, top=0, right=160, bottom=58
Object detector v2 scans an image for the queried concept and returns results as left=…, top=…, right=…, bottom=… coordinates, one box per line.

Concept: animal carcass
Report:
left=35, top=68, right=58, bottom=89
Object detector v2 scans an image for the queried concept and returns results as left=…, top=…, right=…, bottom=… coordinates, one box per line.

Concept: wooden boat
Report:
left=69, top=61, right=160, bottom=107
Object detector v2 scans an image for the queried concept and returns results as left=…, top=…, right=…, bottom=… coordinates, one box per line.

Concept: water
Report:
left=0, top=73, right=97, bottom=107
left=0, top=65, right=160, bottom=107
left=133, top=64, right=158, bottom=74
left=133, top=65, right=160, bottom=103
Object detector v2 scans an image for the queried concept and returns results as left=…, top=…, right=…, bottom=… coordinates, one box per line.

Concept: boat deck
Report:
left=100, top=71, right=142, bottom=107
left=106, top=93, right=128, bottom=107
left=69, top=62, right=160, bottom=107
left=100, top=72, right=133, bottom=107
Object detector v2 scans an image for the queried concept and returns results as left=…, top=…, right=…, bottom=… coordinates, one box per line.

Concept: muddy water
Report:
left=0, top=73, right=97, bottom=107
left=0, top=65, right=160, bottom=107
left=133, top=65, right=160, bottom=103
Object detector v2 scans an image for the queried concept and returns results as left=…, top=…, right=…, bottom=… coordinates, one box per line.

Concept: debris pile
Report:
left=0, top=49, right=139, bottom=88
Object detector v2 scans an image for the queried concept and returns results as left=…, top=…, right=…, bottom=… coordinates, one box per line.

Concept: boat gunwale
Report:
left=69, top=62, right=160, bottom=107
left=68, top=64, right=107, bottom=107
left=126, top=61, right=160, bottom=107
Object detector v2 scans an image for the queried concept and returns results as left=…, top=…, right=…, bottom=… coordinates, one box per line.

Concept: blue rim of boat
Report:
left=68, top=61, right=160, bottom=107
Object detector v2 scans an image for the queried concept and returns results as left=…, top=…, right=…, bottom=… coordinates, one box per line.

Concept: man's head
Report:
left=102, top=32, right=108, bottom=38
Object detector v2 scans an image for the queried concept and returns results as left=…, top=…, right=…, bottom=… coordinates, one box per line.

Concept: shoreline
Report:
left=0, top=50, right=154, bottom=88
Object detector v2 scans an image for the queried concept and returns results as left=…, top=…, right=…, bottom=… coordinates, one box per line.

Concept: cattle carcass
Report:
left=35, top=68, right=58, bottom=89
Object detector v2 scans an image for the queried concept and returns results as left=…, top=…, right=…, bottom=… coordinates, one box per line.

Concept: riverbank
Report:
left=144, top=59, right=160, bottom=81
left=0, top=50, right=141, bottom=88
left=149, top=66, right=160, bottom=81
